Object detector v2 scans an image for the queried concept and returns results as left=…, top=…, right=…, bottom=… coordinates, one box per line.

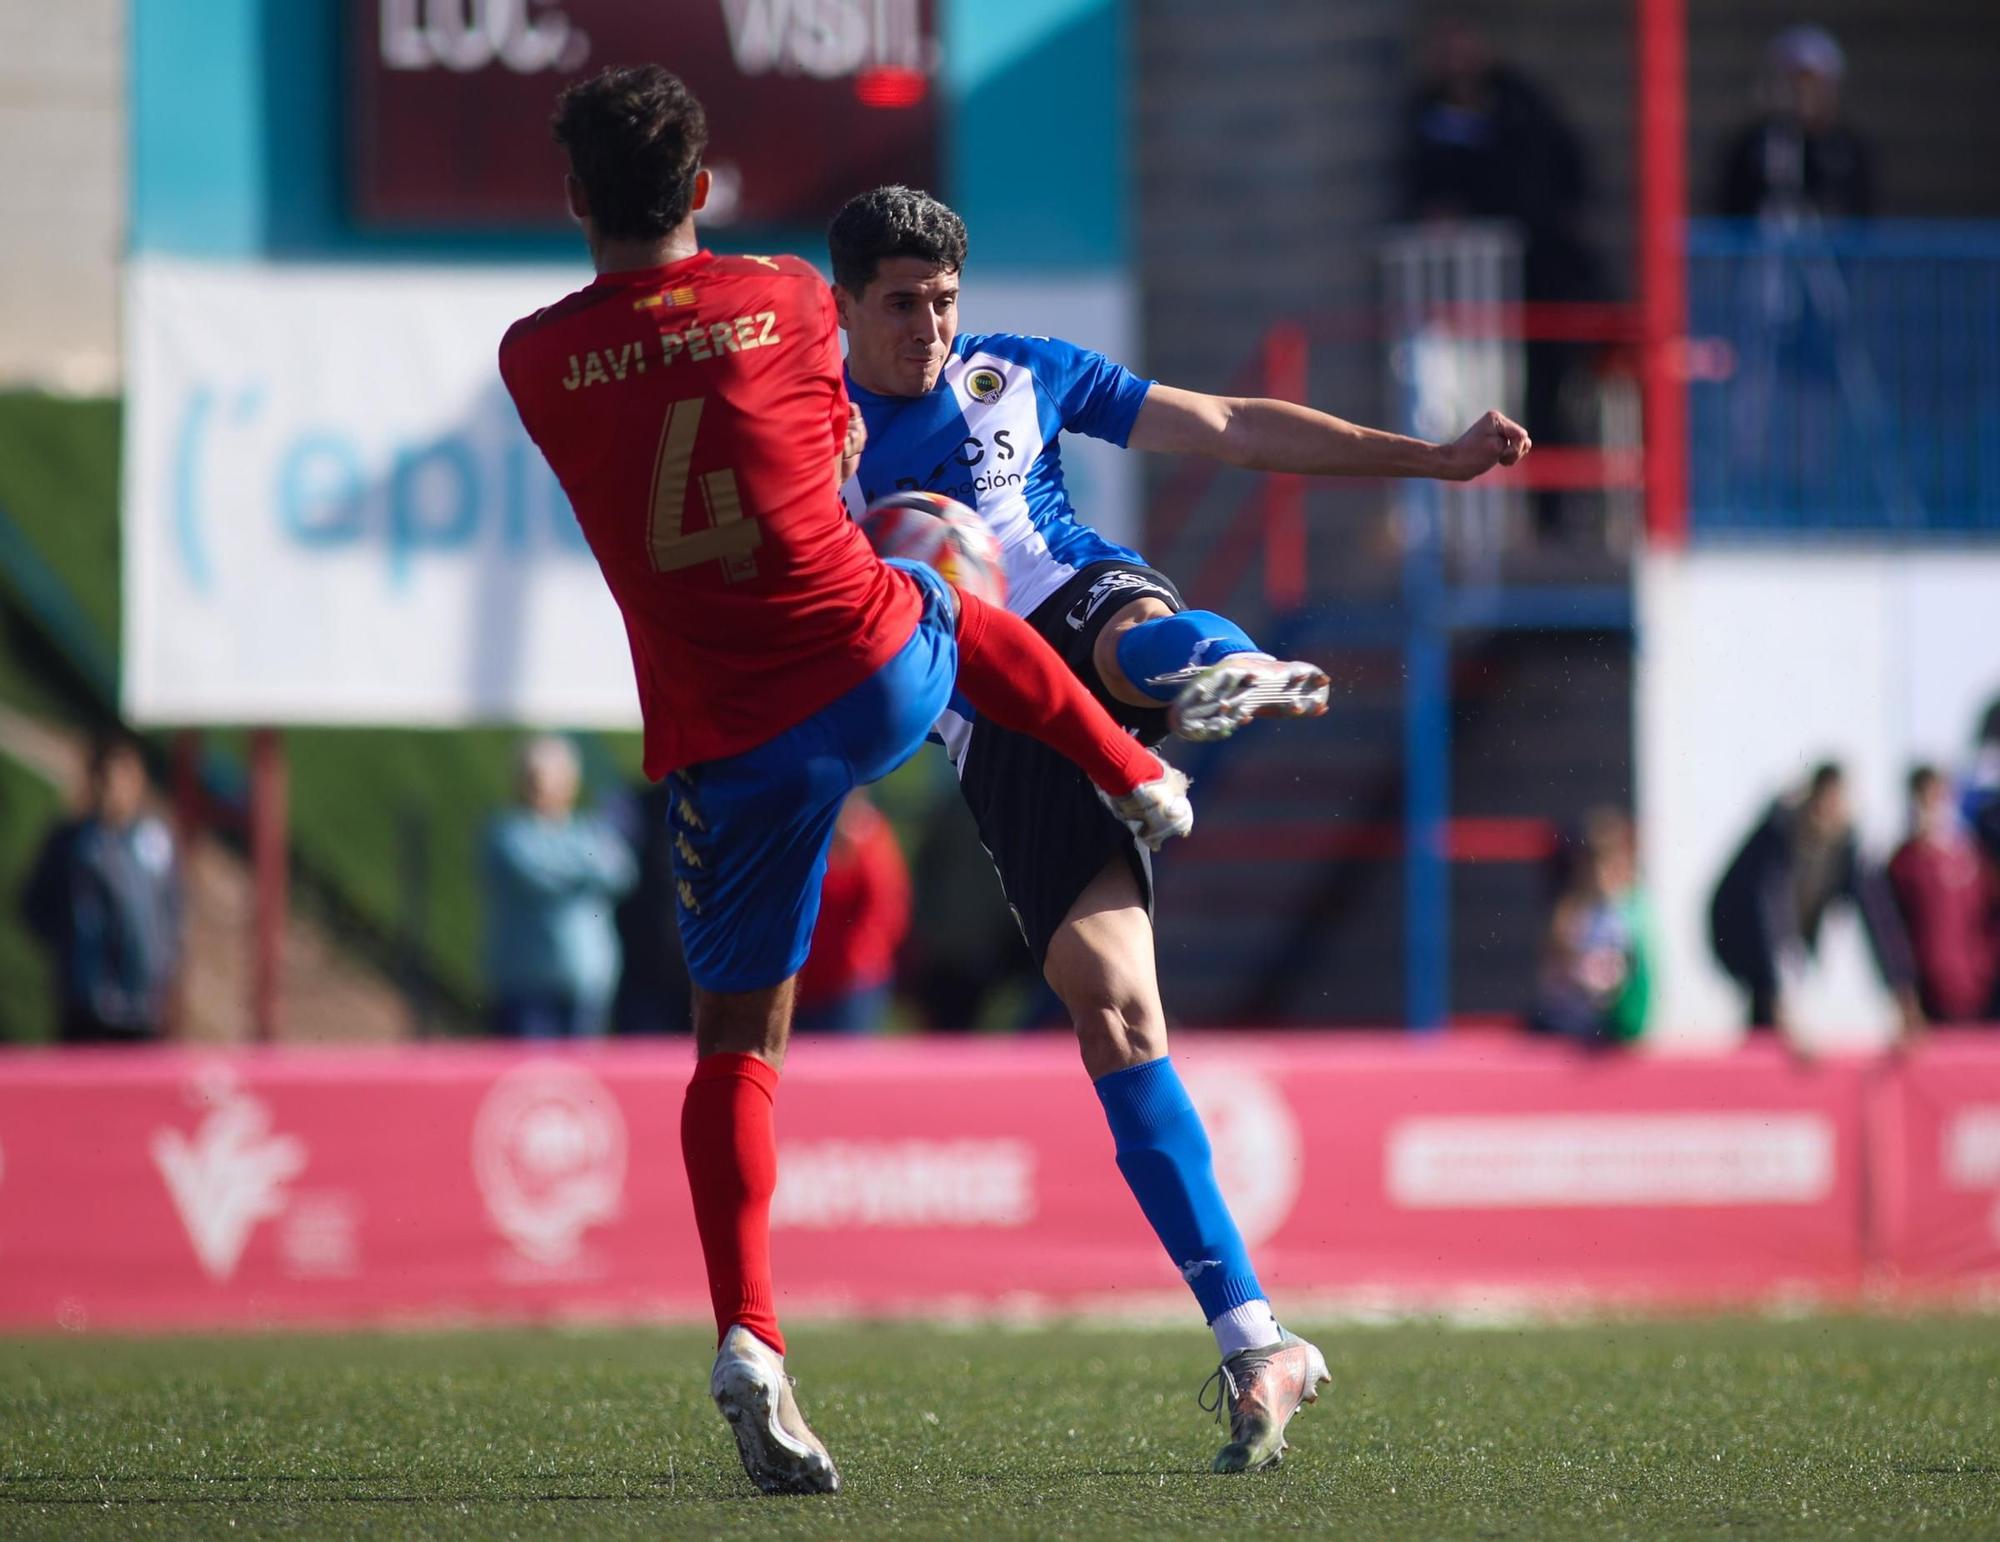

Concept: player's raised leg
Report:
left=1042, top=858, right=1330, bottom=1472
left=950, top=583, right=1192, bottom=848
left=1091, top=596, right=1329, bottom=745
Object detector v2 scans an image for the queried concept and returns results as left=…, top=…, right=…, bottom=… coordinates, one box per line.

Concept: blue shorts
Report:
left=669, top=562, right=958, bottom=993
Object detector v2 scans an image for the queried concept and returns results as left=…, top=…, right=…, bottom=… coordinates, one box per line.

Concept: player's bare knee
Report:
left=1070, top=992, right=1168, bottom=1080
left=692, top=980, right=796, bottom=1069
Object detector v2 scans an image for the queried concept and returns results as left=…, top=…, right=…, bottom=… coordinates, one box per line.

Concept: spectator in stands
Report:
left=20, top=732, right=181, bottom=1043
left=1402, top=12, right=1601, bottom=538
left=607, top=778, right=692, bottom=1036
left=1708, top=761, right=1920, bottom=1042
left=1964, top=695, right=2000, bottom=872
left=1957, top=698, right=2000, bottom=1018
left=1717, top=25, right=1874, bottom=222
left=793, top=790, right=910, bottom=1034
left=1528, top=808, right=1653, bottom=1046
left=482, top=734, right=636, bottom=1039
left=1888, top=765, right=1997, bottom=1024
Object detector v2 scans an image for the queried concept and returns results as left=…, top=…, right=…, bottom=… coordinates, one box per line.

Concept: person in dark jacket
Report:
left=1709, top=761, right=1920, bottom=1041
left=1717, top=25, right=1874, bottom=222
left=1402, top=14, right=1600, bottom=538
left=20, top=733, right=181, bottom=1043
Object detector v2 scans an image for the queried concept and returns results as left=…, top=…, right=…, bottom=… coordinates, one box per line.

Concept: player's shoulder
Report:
left=953, top=331, right=1099, bottom=374
left=500, top=282, right=605, bottom=361
left=707, top=252, right=829, bottom=291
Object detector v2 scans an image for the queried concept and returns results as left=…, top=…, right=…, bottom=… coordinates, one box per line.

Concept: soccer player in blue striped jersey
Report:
left=830, top=186, right=1529, bottom=1474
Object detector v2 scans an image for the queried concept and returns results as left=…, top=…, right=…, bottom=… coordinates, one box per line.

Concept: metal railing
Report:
left=1689, top=219, right=2000, bottom=539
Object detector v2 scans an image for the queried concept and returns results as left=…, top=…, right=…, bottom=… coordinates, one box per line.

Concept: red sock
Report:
left=953, top=587, right=1162, bottom=797
left=680, top=1052, right=785, bottom=1357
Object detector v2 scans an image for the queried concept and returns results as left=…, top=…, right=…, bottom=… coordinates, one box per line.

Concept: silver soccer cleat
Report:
left=1201, top=1329, right=1331, bottom=1474
left=1100, top=762, right=1194, bottom=850
left=1166, top=654, right=1331, bottom=744
left=709, top=1325, right=841, bottom=1495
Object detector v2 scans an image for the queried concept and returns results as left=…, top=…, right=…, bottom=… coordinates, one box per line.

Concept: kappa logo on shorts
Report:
left=1066, top=569, right=1168, bottom=631
left=965, top=367, right=1006, bottom=405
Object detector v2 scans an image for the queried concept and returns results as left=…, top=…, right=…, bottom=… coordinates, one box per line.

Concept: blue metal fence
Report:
left=1689, top=220, right=2000, bottom=539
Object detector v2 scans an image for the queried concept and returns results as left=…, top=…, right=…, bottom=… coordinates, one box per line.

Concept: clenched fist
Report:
left=1439, top=410, right=1532, bottom=481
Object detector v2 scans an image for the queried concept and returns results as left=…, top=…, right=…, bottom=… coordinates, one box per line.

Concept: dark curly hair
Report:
left=551, top=66, right=708, bottom=241
left=827, top=185, right=968, bottom=295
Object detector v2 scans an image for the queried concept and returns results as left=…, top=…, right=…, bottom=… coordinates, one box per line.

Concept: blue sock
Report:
left=1114, top=611, right=1261, bottom=704
left=1094, top=1056, right=1265, bottom=1322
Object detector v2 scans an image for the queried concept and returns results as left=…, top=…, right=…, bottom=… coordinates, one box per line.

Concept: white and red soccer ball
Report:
left=858, top=490, right=1007, bottom=607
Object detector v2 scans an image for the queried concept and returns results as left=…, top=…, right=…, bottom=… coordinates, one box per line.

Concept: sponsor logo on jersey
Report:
left=965, top=367, right=1005, bottom=404
left=1065, top=568, right=1168, bottom=631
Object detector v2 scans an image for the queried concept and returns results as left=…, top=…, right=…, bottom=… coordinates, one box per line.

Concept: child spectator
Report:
left=1528, top=808, right=1653, bottom=1045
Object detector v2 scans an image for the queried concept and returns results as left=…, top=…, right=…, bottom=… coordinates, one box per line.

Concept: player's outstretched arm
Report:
left=1126, top=383, right=1530, bottom=482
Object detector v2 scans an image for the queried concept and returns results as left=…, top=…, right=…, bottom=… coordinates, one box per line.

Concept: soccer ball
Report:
left=858, top=490, right=1007, bottom=607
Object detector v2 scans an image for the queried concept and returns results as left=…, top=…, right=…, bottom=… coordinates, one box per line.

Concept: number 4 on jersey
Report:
left=646, top=396, right=761, bottom=581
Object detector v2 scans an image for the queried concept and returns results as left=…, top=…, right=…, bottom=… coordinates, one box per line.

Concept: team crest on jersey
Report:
left=965, top=367, right=1006, bottom=405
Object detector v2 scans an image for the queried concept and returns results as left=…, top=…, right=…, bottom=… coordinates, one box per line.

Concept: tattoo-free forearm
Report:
left=1211, top=396, right=1446, bottom=476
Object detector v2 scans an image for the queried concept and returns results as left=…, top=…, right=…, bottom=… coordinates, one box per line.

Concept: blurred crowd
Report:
left=1526, top=695, right=2000, bottom=1052
left=14, top=703, right=2000, bottom=1049
left=1705, top=706, right=2000, bottom=1047
left=1400, top=18, right=1873, bottom=545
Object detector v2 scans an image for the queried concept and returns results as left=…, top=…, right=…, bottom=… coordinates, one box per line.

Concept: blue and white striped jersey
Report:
left=841, top=332, right=1155, bottom=619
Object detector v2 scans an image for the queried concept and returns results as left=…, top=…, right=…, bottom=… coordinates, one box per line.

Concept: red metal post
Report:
left=1260, top=323, right=1309, bottom=611
left=1637, top=0, right=1689, bottom=546
left=249, top=727, right=288, bottom=1043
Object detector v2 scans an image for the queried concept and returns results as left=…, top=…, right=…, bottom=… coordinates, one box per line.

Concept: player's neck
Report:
left=589, top=221, right=701, bottom=277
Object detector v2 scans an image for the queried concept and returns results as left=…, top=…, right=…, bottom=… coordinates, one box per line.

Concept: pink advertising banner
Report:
left=0, top=1034, right=1989, bottom=1333
left=1872, top=1037, right=2000, bottom=1285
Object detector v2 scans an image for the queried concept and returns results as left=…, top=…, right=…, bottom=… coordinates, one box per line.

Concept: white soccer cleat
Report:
left=709, top=1325, right=841, bottom=1495
left=1099, top=762, right=1194, bottom=851
left=1166, top=654, right=1331, bottom=744
left=1202, top=1329, right=1332, bottom=1474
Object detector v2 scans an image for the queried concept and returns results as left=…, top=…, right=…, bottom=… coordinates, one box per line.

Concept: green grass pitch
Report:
left=4, top=1315, right=1999, bottom=1538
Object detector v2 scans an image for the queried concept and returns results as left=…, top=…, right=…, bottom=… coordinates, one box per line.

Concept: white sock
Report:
left=1211, top=1299, right=1281, bottom=1357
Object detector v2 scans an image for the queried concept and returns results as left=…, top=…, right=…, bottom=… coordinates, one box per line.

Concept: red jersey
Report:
left=500, top=251, right=920, bottom=776
left=1889, top=832, right=1998, bottom=1021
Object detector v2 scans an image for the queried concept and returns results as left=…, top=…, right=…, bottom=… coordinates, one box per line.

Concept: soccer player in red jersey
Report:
left=499, top=66, right=1190, bottom=1496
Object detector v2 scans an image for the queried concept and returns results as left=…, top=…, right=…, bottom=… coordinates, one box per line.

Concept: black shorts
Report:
left=956, top=561, right=1184, bottom=965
